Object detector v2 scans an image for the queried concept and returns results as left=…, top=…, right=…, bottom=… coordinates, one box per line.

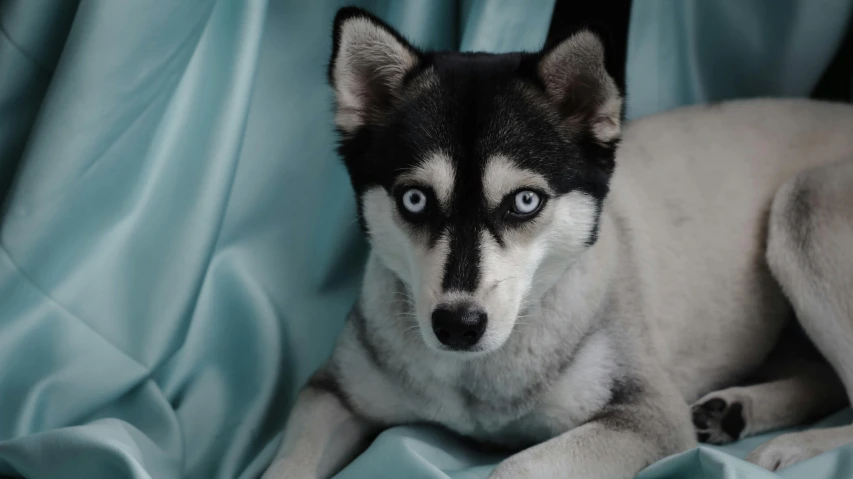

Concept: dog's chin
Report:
left=417, top=325, right=515, bottom=358
left=417, top=332, right=477, bottom=357
left=474, top=325, right=515, bottom=354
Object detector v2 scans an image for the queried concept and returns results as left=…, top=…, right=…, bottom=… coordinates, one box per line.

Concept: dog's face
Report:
left=329, top=8, right=622, bottom=355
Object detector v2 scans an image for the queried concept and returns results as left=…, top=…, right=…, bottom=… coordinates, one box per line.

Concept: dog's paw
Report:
left=746, top=433, right=822, bottom=471
left=691, top=391, right=747, bottom=445
left=746, top=427, right=853, bottom=471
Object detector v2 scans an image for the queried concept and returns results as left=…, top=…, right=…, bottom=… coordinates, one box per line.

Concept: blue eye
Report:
left=402, top=188, right=426, bottom=213
left=512, top=190, right=540, bottom=215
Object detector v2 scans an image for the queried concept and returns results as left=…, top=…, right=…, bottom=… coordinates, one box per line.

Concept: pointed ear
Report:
left=537, top=30, right=623, bottom=144
left=329, top=8, right=421, bottom=135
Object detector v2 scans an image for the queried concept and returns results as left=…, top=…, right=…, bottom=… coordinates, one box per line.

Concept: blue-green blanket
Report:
left=1, top=1, right=852, bottom=478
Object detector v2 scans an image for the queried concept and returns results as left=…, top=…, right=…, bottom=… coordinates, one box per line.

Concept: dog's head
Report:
left=329, top=7, right=622, bottom=355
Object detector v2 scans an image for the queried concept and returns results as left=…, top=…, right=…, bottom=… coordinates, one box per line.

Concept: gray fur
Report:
left=785, top=177, right=818, bottom=274
left=692, top=358, right=847, bottom=445
left=751, top=157, right=853, bottom=471
left=264, top=98, right=853, bottom=479
left=348, top=305, right=386, bottom=373
left=263, top=13, right=853, bottom=478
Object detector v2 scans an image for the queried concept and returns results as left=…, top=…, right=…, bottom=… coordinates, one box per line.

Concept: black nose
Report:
left=431, top=306, right=487, bottom=349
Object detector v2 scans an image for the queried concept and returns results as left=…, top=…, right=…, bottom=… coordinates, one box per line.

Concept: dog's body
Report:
left=264, top=9, right=853, bottom=478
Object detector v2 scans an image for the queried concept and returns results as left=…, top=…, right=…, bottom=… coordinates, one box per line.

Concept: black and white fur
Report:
left=264, top=8, right=853, bottom=478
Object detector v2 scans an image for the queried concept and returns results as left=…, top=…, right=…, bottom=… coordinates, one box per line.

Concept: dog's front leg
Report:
left=262, top=379, right=378, bottom=479
left=489, top=388, right=695, bottom=479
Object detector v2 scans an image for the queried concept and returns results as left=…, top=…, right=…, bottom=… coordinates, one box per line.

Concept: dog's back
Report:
left=610, top=99, right=853, bottom=399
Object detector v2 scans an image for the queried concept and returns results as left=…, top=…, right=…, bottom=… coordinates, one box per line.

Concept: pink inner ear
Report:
left=537, top=31, right=622, bottom=142
left=331, top=17, right=420, bottom=132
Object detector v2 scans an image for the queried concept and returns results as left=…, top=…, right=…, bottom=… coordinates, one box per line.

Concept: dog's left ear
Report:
left=329, top=8, right=421, bottom=135
left=537, top=30, right=622, bottom=144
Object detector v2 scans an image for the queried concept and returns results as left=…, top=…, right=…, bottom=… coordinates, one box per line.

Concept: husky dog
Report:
left=264, top=7, right=853, bottom=478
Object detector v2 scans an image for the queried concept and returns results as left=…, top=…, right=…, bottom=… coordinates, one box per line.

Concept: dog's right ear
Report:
left=536, top=29, right=622, bottom=144
left=329, top=7, right=421, bottom=135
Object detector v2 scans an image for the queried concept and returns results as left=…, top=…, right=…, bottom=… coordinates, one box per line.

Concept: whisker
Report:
left=402, top=324, right=424, bottom=343
left=486, top=276, right=517, bottom=294
left=388, top=300, right=415, bottom=307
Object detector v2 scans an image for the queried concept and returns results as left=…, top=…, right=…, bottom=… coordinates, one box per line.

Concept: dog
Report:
left=263, top=7, right=853, bottom=478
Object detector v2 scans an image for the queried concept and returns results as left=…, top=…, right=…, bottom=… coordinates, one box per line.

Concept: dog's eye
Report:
left=511, top=190, right=541, bottom=216
left=401, top=188, right=427, bottom=213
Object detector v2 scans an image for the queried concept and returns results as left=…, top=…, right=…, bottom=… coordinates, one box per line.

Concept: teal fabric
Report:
left=625, top=0, right=853, bottom=119
left=0, top=1, right=852, bottom=479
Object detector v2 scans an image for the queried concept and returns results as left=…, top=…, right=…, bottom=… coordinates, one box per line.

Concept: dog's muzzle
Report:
left=430, top=304, right=487, bottom=350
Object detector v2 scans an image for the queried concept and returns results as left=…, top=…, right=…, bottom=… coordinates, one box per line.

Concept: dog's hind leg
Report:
left=691, top=358, right=847, bottom=445
left=744, top=158, right=853, bottom=471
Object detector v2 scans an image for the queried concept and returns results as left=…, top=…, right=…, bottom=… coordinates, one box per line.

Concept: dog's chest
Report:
left=390, top=358, right=555, bottom=448
left=390, top=329, right=618, bottom=448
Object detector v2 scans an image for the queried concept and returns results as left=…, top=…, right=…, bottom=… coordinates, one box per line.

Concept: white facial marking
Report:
left=528, top=191, right=598, bottom=298
left=362, top=187, right=413, bottom=281
left=430, top=190, right=599, bottom=354
left=483, top=155, right=551, bottom=208
left=472, top=229, right=536, bottom=351
left=546, top=191, right=598, bottom=248
left=398, top=152, right=455, bottom=208
left=413, top=231, right=451, bottom=350
left=361, top=186, right=452, bottom=350
left=362, top=153, right=600, bottom=356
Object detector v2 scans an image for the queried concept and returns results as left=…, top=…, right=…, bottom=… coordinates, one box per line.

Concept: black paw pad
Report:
left=692, top=396, right=746, bottom=445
